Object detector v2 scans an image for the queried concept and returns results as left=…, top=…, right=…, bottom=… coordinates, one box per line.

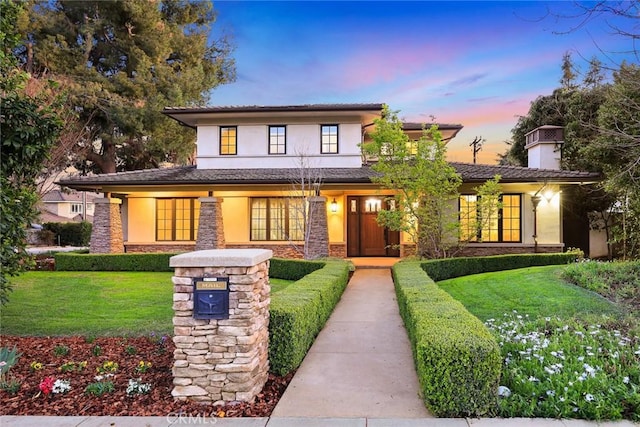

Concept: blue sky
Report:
left=209, top=1, right=634, bottom=164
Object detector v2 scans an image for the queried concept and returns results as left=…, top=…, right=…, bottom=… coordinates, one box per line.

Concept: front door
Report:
left=347, top=196, right=400, bottom=257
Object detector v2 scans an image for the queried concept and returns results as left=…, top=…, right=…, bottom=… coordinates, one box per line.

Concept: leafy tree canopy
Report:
left=19, top=0, right=235, bottom=173
left=1, top=0, right=63, bottom=305
left=363, top=106, right=462, bottom=258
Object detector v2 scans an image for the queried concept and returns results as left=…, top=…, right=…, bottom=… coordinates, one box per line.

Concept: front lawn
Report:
left=437, top=265, right=622, bottom=321
left=1, top=272, right=294, bottom=336
left=437, top=264, right=639, bottom=420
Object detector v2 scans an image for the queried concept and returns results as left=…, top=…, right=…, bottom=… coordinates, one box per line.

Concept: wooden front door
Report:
left=347, top=196, right=400, bottom=257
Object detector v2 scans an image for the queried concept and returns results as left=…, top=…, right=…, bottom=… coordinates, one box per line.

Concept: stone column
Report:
left=169, top=249, right=272, bottom=404
left=89, top=198, right=124, bottom=253
left=195, top=197, right=225, bottom=250
left=306, top=196, right=329, bottom=259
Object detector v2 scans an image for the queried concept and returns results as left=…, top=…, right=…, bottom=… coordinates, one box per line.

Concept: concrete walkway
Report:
left=271, top=268, right=430, bottom=418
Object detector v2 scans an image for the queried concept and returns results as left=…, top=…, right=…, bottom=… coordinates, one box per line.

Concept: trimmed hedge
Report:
left=269, top=260, right=350, bottom=375
left=422, top=252, right=579, bottom=282
left=43, top=221, right=92, bottom=246
left=54, top=253, right=328, bottom=278
left=393, top=262, right=501, bottom=417
left=269, top=257, right=325, bottom=280
left=55, top=253, right=176, bottom=271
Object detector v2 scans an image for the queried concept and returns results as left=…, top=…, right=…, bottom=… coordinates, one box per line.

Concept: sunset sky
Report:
left=209, top=1, right=634, bottom=164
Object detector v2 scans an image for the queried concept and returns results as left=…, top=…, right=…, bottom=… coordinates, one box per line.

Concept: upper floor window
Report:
left=156, top=198, right=200, bottom=241
left=459, top=194, right=521, bottom=243
left=269, top=125, right=286, bottom=154
left=71, top=203, right=83, bottom=214
left=321, top=124, right=338, bottom=154
left=220, top=126, right=237, bottom=155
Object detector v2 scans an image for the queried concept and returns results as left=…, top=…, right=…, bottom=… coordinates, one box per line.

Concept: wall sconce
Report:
left=531, top=194, right=542, bottom=253
left=543, top=190, right=555, bottom=203
left=330, top=198, right=338, bottom=213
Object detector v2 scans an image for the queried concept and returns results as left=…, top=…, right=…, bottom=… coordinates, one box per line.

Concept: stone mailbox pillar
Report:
left=169, top=249, right=272, bottom=403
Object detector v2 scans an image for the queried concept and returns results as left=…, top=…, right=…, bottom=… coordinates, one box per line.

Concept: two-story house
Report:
left=59, top=104, right=599, bottom=258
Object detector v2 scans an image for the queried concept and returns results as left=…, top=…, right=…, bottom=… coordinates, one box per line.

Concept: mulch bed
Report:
left=0, top=335, right=293, bottom=417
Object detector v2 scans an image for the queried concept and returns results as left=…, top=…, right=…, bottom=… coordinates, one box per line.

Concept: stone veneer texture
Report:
left=90, top=198, right=124, bottom=253
left=170, top=253, right=270, bottom=404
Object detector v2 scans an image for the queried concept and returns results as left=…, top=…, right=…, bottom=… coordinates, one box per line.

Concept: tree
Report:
left=1, top=0, right=63, bottom=305
left=500, top=54, right=640, bottom=258
left=20, top=0, right=235, bottom=174
left=586, top=63, right=640, bottom=258
left=363, top=106, right=462, bottom=258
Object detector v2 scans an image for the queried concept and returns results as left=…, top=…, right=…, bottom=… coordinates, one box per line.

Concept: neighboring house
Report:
left=40, top=189, right=97, bottom=223
left=59, top=104, right=599, bottom=258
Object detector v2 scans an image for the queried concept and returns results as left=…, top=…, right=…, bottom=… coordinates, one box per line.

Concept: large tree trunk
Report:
left=85, top=141, right=117, bottom=174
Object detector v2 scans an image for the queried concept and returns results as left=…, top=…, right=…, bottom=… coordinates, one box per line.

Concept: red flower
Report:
left=39, top=377, right=55, bottom=396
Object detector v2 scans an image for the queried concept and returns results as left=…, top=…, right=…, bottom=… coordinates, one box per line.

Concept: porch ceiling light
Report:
left=330, top=198, right=338, bottom=213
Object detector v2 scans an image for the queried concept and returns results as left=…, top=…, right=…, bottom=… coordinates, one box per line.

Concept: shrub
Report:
left=422, top=252, right=579, bottom=281
left=393, top=262, right=501, bottom=417
left=43, top=222, right=92, bottom=246
left=269, top=260, right=350, bottom=375
left=269, top=257, right=325, bottom=280
left=55, top=253, right=176, bottom=272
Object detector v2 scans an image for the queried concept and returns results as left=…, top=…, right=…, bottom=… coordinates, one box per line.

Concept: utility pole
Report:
left=470, top=136, right=484, bottom=164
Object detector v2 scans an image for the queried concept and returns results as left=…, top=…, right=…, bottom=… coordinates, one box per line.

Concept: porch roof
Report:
left=58, top=163, right=601, bottom=191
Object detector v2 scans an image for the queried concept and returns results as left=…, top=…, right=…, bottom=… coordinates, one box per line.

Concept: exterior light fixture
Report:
left=330, top=198, right=338, bottom=213
left=531, top=194, right=542, bottom=253
left=543, top=190, right=555, bottom=203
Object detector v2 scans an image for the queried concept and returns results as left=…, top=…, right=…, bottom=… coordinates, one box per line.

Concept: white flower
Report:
left=623, top=376, right=630, bottom=384
left=528, top=376, right=539, bottom=382
left=584, top=393, right=595, bottom=402
left=52, top=379, right=71, bottom=394
left=546, top=390, right=555, bottom=397
left=126, top=378, right=152, bottom=397
left=497, top=385, right=511, bottom=397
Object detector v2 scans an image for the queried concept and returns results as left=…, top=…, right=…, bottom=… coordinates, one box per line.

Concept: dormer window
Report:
left=269, top=125, right=286, bottom=154
left=321, top=124, right=338, bottom=154
left=220, top=126, right=237, bottom=155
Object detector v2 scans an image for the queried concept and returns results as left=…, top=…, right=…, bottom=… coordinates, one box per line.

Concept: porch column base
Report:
left=306, top=196, right=329, bottom=259
left=195, top=197, right=226, bottom=250
left=90, top=198, right=124, bottom=253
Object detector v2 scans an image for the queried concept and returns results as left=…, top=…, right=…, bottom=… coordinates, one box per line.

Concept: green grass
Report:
left=1, top=272, right=296, bottom=336
left=1, top=271, right=174, bottom=336
left=270, top=278, right=294, bottom=293
left=437, top=265, right=622, bottom=321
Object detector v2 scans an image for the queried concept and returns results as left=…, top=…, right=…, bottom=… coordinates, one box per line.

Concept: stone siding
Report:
left=195, top=197, right=225, bottom=250
left=305, top=196, right=329, bottom=259
left=170, top=249, right=271, bottom=404
left=90, top=198, right=124, bottom=253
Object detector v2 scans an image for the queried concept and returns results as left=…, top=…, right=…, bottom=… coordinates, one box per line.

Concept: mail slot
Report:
left=193, top=277, right=229, bottom=319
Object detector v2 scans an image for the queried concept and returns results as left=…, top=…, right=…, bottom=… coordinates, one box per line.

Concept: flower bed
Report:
left=0, top=335, right=292, bottom=416
left=488, top=312, right=640, bottom=421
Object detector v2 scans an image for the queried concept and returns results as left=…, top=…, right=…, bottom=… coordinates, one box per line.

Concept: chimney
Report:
left=525, top=125, right=564, bottom=170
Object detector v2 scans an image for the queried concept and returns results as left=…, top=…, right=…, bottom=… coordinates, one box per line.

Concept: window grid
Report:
left=220, top=126, right=237, bottom=155
left=321, top=124, right=338, bottom=154
left=269, top=125, right=286, bottom=154
left=251, top=197, right=304, bottom=241
left=459, top=194, right=521, bottom=243
left=156, top=198, right=200, bottom=241
left=71, top=203, right=83, bottom=214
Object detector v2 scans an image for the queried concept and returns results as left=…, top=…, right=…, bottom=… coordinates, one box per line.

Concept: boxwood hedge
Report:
left=422, top=252, right=578, bottom=282
left=269, top=260, right=350, bottom=375
left=55, top=252, right=176, bottom=271
left=393, top=262, right=501, bottom=417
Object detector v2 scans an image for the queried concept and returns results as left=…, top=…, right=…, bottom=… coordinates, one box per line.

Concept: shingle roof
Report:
left=58, top=163, right=600, bottom=191
left=162, top=103, right=384, bottom=114
left=41, top=189, right=99, bottom=202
